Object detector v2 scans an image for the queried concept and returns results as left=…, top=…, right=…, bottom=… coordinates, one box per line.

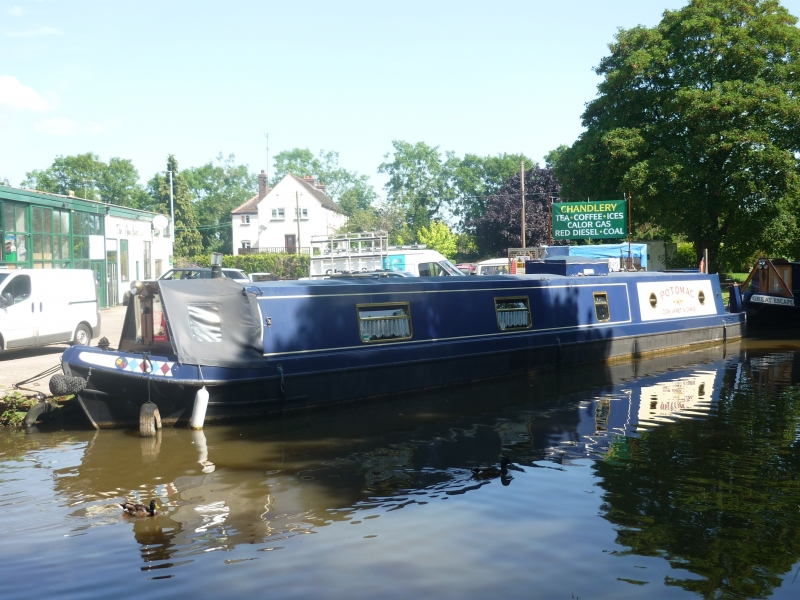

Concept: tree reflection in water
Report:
left=595, top=352, right=800, bottom=598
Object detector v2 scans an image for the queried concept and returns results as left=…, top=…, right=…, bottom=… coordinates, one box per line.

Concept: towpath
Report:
left=0, top=306, right=127, bottom=396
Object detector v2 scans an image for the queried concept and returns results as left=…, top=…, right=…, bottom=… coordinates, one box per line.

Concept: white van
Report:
left=0, top=269, right=100, bottom=351
left=475, top=258, right=511, bottom=275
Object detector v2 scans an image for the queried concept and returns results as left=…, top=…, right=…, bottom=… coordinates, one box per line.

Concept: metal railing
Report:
left=238, top=247, right=310, bottom=255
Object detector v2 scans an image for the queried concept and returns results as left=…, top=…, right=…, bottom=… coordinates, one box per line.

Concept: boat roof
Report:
left=246, top=271, right=715, bottom=296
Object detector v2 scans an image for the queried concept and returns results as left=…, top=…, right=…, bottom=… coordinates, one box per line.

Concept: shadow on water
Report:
left=30, top=341, right=787, bottom=576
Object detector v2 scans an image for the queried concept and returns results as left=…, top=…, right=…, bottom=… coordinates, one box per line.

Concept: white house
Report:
left=231, top=171, right=347, bottom=255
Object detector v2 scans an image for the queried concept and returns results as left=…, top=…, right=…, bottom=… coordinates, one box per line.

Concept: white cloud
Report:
left=34, top=117, right=77, bottom=135
left=4, top=27, right=60, bottom=38
left=9, top=6, right=23, bottom=16
left=0, top=75, right=48, bottom=111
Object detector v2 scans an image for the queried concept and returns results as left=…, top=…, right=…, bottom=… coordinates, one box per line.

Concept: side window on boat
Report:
left=593, top=292, right=610, bottom=322
left=495, top=297, right=531, bottom=331
left=357, top=303, right=412, bottom=343
left=187, top=303, right=223, bottom=342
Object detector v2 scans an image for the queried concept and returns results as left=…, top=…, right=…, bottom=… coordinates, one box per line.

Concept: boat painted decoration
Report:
left=740, top=257, right=800, bottom=326
left=60, top=263, right=745, bottom=429
left=636, top=280, right=717, bottom=321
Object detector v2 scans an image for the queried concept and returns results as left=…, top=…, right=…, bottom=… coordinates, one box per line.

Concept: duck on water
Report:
left=59, top=258, right=745, bottom=430
left=120, top=499, right=158, bottom=517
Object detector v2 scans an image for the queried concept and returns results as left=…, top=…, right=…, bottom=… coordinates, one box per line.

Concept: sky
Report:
left=3, top=0, right=800, bottom=196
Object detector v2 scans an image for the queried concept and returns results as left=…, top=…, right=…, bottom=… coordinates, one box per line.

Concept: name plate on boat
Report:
left=749, top=294, right=795, bottom=306
left=636, top=280, right=717, bottom=321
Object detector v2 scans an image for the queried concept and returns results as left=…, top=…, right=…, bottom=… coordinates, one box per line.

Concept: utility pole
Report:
left=627, top=191, right=632, bottom=270
left=520, top=161, right=526, bottom=248
left=162, top=170, right=174, bottom=239
left=296, top=191, right=301, bottom=253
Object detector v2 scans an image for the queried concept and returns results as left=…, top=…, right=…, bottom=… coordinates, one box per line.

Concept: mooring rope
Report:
left=13, top=364, right=62, bottom=391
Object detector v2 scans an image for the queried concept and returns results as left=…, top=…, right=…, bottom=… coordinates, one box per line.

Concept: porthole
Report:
left=698, top=290, right=705, bottom=305
left=649, top=292, right=657, bottom=308
left=593, top=292, right=610, bottom=322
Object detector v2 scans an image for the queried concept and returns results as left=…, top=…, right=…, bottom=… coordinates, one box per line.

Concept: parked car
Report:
left=456, top=263, right=476, bottom=275
left=158, top=268, right=249, bottom=284
left=0, top=269, right=100, bottom=351
left=248, top=272, right=273, bottom=282
left=475, top=258, right=511, bottom=275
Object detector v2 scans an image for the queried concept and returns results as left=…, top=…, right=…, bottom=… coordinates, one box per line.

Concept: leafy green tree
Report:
left=183, top=153, right=256, bottom=253
left=555, top=0, right=800, bottom=272
left=149, top=155, right=202, bottom=257
left=338, top=180, right=378, bottom=216
left=451, top=153, right=536, bottom=232
left=378, top=141, right=456, bottom=235
left=417, top=221, right=457, bottom=259
left=22, top=153, right=104, bottom=201
left=97, top=158, right=149, bottom=207
left=0, top=176, right=10, bottom=186
left=336, top=202, right=406, bottom=243
left=271, top=148, right=377, bottom=211
left=22, top=153, right=150, bottom=207
left=544, top=145, right=568, bottom=170
left=271, top=148, right=319, bottom=185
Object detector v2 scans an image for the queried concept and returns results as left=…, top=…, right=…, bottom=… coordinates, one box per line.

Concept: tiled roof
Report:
left=290, top=174, right=346, bottom=215
left=230, top=176, right=345, bottom=216
left=231, top=191, right=268, bottom=214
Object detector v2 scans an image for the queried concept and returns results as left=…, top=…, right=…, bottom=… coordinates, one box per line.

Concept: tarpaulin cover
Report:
left=544, top=243, right=648, bottom=268
left=158, top=279, right=267, bottom=368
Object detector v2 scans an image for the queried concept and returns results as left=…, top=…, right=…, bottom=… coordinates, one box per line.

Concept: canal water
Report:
left=1, top=338, right=800, bottom=599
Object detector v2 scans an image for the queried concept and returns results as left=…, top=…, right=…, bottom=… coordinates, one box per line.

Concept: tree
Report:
left=22, top=153, right=104, bottom=200
left=21, top=153, right=150, bottom=207
left=417, top=221, right=458, bottom=260
left=148, top=155, right=202, bottom=257
left=97, top=158, right=150, bottom=208
left=555, top=0, right=800, bottom=272
left=338, top=179, right=378, bottom=216
left=469, top=167, right=561, bottom=258
left=336, top=202, right=406, bottom=243
left=544, top=145, right=568, bottom=170
left=378, top=141, right=456, bottom=236
left=451, top=153, right=537, bottom=232
left=271, top=148, right=377, bottom=211
left=183, top=154, right=256, bottom=254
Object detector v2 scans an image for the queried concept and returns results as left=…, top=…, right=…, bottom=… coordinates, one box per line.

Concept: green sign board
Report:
left=551, top=200, right=627, bottom=240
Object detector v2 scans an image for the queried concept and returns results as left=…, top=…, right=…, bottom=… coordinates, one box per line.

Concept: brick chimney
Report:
left=258, top=170, right=268, bottom=200
left=301, top=175, right=316, bottom=187
left=316, top=183, right=327, bottom=194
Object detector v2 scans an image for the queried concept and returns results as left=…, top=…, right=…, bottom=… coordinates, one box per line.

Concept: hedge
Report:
left=180, top=253, right=310, bottom=279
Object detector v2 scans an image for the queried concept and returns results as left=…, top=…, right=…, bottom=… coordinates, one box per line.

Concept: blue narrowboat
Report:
left=60, top=259, right=745, bottom=429
left=741, top=257, right=800, bottom=327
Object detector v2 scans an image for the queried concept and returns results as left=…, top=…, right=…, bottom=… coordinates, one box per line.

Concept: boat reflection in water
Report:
left=27, top=340, right=800, bottom=598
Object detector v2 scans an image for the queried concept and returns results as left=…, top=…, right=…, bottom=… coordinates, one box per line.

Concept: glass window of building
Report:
left=120, top=239, right=129, bottom=281
left=3, top=202, right=29, bottom=266
left=144, top=241, right=151, bottom=280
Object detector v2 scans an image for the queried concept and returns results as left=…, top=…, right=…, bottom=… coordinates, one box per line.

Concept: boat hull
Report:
left=63, top=314, right=744, bottom=429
